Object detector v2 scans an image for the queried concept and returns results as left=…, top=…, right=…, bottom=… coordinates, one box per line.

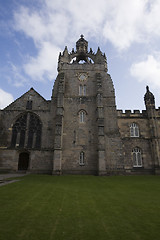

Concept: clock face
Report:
left=78, top=73, right=88, bottom=81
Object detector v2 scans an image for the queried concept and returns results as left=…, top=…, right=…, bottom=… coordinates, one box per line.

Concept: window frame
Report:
left=132, top=147, right=143, bottom=167
left=79, top=151, right=85, bottom=166
left=79, top=110, right=86, bottom=123
left=11, top=112, right=42, bottom=149
left=79, top=85, right=86, bottom=96
left=130, top=123, right=139, bottom=137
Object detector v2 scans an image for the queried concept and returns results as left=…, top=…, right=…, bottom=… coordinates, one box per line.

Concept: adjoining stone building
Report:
left=0, top=35, right=160, bottom=175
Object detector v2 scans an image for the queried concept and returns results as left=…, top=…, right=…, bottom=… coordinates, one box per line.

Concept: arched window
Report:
left=79, top=110, right=86, bottom=123
left=130, top=123, right=139, bottom=137
left=11, top=112, right=42, bottom=149
left=11, top=113, right=27, bottom=148
left=79, top=152, right=85, bottom=166
left=132, top=148, right=142, bottom=167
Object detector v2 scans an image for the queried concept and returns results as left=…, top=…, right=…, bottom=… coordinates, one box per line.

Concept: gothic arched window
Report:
left=130, top=123, right=139, bottom=137
left=132, top=148, right=142, bottom=167
left=11, top=112, right=42, bottom=149
left=79, top=110, right=86, bottom=123
left=11, top=113, right=27, bottom=148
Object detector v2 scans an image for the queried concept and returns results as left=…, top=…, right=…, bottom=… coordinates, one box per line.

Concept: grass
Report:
left=0, top=174, right=160, bottom=240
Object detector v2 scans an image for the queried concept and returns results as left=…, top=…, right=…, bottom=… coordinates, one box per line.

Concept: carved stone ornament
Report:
left=78, top=73, right=88, bottom=81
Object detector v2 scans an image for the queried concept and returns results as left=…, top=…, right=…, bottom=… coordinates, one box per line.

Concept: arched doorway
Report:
left=18, top=152, right=29, bottom=171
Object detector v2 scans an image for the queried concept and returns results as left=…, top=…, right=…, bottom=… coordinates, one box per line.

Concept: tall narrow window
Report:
left=79, top=110, right=86, bottom=123
left=130, top=123, right=139, bottom=137
left=79, top=152, right=85, bottom=166
left=79, top=85, right=83, bottom=95
left=132, top=148, right=142, bottom=167
left=83, top=85, right=86, bottom=96
left=26, top=100, right=32, bottom=110
left=73, top=130, right=76, bottom=143
left=79, top=85, right=86, bottom=96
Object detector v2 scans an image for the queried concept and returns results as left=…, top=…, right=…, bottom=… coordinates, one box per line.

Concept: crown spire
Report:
left=76, top=35, right=88, bottom=62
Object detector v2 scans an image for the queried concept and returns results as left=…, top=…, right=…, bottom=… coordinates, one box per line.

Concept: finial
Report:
left=144, top=85, right=155, bottom=107
left=80, top=34, right=84, bottom=38
left=63, top=46, right=68, bottom=55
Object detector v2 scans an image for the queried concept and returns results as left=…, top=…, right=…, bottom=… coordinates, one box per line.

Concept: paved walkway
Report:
left=0, top=173, right=28, bottom=181
left=0, top=173, right=28, bottom=186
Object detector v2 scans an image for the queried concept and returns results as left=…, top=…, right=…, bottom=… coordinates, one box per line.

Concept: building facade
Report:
left=0, top=35, right=160, bottom=175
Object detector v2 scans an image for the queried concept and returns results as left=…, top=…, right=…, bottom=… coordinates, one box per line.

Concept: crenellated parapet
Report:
left=58, top=35, right=107, bottom=71
left=117, top=109, right=147, bottom=118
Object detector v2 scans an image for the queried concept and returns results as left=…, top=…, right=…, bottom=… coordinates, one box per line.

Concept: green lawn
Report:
left=0, top=174, right=160, bottom=240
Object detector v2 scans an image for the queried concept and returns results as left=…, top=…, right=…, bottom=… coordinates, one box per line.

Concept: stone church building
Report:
left=0, top=35, right=160, bottom=175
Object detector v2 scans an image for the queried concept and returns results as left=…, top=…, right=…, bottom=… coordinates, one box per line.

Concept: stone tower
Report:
left=52, top=35, right=124, bottom=175
left=144, top=86, right=160, bottom=172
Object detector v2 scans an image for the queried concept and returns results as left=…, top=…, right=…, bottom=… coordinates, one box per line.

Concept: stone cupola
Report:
left=76, top=34, right=88, bottom=62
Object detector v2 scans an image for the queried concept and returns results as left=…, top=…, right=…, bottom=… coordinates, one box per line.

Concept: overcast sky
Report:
left=1, top=0, right=160, bottom=110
